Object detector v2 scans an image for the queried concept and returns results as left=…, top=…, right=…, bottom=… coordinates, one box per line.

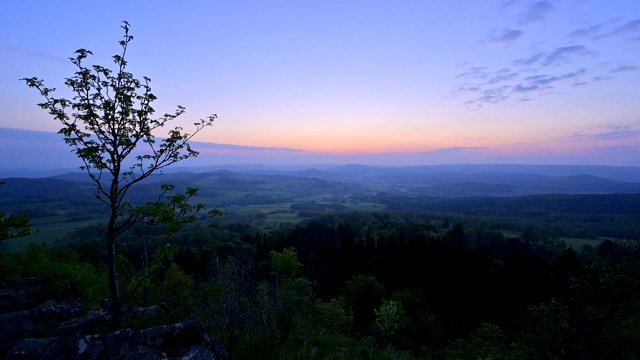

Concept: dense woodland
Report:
left=2, top=206, right=640, bottom=359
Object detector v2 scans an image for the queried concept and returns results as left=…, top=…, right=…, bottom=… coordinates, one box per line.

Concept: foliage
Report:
left=374, top=300, right=407, bottom=338
left=4, top=202, right=640, bottom=358
left=341, top=275, right=384, bottom=335
left=270, top=247, right=303, bottom=278
left=0, top=211, right=30, bottom=240
left=135, top=184, right=222, bottom=236
left=314, top=298, right=352, bottom=335
left=0, top=181, right=31, bottom=240
left=5, top=244, right=109, bottom=305
left=444, top=323, right=510, bottom=360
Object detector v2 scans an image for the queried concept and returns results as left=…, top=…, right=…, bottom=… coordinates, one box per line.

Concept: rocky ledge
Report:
left=0, top=278, right=226, bottom=360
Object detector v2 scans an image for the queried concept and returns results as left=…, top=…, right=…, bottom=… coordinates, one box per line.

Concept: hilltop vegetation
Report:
left=2, top=166, right=640, bottom=358
left=2, top=209, right=640, bottom=359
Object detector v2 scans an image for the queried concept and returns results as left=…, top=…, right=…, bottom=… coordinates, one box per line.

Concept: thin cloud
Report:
left=569, top=23, right=606, bottom=38
left=455, top=66, right=489, bottom=80
left=456, top=67, right=518, bottom=86
left=543, top=46, right=597, bottom=65
left=193, top=141, right=305, bottom=153
left=460, top=68, right=586, bottom=106
left=417, top=147, right=489, bottom=155
left=0, top=44, right=68, bottom=63
left=463, top=86, right=512, bottom=107
left=594, top=129, right=640, bottom=140
left=518, top=1, right=555, bottom=25
left=454, top=2, right=612, bottom=108
left=512, top=52, right=545, bottom=66
left=592, top=125, right=640, bottom=140
left=488, top=28, right=524, bottom=45
left=568, top=125, right=640, bottom=140
left=610, top=64, right=640, bottom=73
left=452, top=86, right=482, bottom=94
left=569, top=19, right=640, bottom=41
left=513, top=45, right=597, bottom=67
left=499, top=0, right=522, bottom=10
left=513, top=84, right=539, bottom=92
left=531, top=70, right=585, bottom=89
left=596, top=19, right=640, bottom=39
left=592, top=75, right=613, bottom=82
left=521, top=69, right=586, bottom=86
left=486, top=68, right=519, bottom=84
left=592, top=145, right=640, bottom=153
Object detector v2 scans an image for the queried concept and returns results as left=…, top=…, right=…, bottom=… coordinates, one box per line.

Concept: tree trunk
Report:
left=106, top=174, right=123, bottom=329
left=107, top=236, right=122, bottom=329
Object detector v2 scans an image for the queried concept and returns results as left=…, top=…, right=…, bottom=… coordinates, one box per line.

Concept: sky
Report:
left=1, top=0, right=639, bottom=167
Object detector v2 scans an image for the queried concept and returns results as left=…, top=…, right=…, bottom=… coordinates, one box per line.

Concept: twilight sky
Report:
left=1, top=0, right=639, bottom=166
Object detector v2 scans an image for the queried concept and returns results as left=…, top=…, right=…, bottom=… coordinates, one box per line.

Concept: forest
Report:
left=2, top=172, right=640, bottom=359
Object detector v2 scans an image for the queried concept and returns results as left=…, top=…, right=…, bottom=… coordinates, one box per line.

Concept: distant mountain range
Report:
left=249, top=164, right=640, bottom=196
left=3, top=163, right=640, bottom=199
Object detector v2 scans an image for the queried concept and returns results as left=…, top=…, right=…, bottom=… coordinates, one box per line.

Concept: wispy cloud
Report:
left=544, top=46, right=597, bottom=65
left=487, top=28, right=524, bottom=45
left=513, top=45, right=597, bottom=67
left=512, top=53, right=544, bottom=66
left=463, top=86, right=512, bottom=107
left=568, top=125, right=640, bottom=140
left=593, top=126, right=640, bottom=140
left=520, top=69, right=586, bottom=87
left=518, top=1, right=555, bottom=25
left=499, top=0, right=522, bottom=10
left=455, top=67, right=490, bottom=82
left=457, top=68, right=587, bottom=106
left=0, top=44, right=68, bottom=63
left=596, top=19, right=640, bottom=40
left=610, top=64, right=640, bottom=73
left=455, top=67, right=518, bottom=86
left=570, top=18, right=640, bottom=41
left=417, top=146, right=488, bottom=155
left=452, top=2, right=626, bottom=108
left=487, top=68, right=519, bottom=84
left=569, top=23, right=606, bottom=38
left=193, top=141, right=305, bottom=153
left=512, top=84, right=538, bottom=92
left=591, top=75, right=613, bottom=82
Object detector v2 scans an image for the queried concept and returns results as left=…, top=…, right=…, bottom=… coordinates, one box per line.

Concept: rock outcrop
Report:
left=0, top=278, right=225, bottom=360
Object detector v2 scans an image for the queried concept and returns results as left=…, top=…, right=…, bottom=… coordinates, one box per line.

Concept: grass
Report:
left=4, top=217, right=104, bottom=252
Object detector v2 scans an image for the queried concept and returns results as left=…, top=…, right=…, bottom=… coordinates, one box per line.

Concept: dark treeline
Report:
left=2, top=211, right=640, bottom=359
left=363, top=193, right=640, bottom=239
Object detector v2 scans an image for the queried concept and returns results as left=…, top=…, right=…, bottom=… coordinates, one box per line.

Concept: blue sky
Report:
left=1, top=0, right=639, bottom=166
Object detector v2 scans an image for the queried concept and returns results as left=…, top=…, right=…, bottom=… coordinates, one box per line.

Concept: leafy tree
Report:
left=268, top=247, right=314, bottom=344
left=341, top=275, right=384, bottom=335
left=203, top=246, right=269, bottom=357
left=0, top=181, right=31, bottom=240
left=444, top=323, right=510, bottom=360
left=374, top=300, right=406, bottom=339
left=21, top=21, right=216, bottom=327
left=270, top=247, right=303, bottom=279
left=314, top=298, right=352, bottom=335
